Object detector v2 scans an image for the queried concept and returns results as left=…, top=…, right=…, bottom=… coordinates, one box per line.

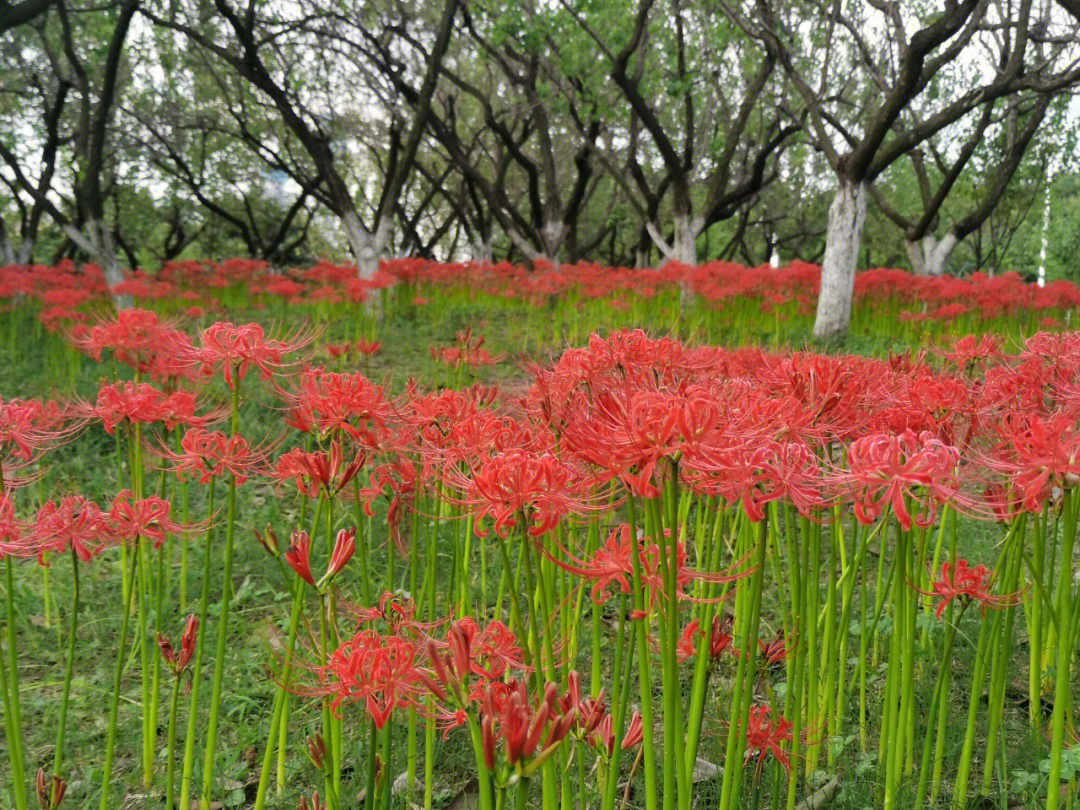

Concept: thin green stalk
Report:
left=51, top=546, right=80, bottom=799
left=100, top=551, right=140, bottom=810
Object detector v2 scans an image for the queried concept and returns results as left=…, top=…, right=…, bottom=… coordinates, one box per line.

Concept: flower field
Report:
left=4, top=260, right=1080, bottom=810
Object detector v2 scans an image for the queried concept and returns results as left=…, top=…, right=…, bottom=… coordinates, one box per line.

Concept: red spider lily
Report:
left=0, top=396, right=73, bottom=466
left=159, top=427, right=270, bottom=485
left=757, top=631, right=795, bottom=666
left=253, top=524, right=280, bottom=557
left=0, top=494, right=25, bottom=555
left=316, top=629, right=422, bottom=727
left=836, top=430, right=961, bottom=530
left=297, top=792, right=325, bottom=810
left=430, top=328, right=504, bottom=370
left=107, top=490, right=186, bottom=548
left=937, top=333, right=1002, bottom=370
left=744, top=705, right=795, bottom=775
left=283, top=527, right=357, bottom=589
left=36, top=768, right=65, bottom=810
left=558, top=671, right=606, bottom=736
left=271, top=441, right=366, bottom=498
left=306, top=733, right=326, bottom=769
left=479, top=679, right=575, bottom=774
left=916, top=559, right=1023, bottom=619
left=367, top=456, right=421, bottom=555
left=986, top=413, right=1080, bottom=512
left=677, top=615, right=735, bottom=663
left=319, top=528, right=356, bottom=587
left=158, top=614, right=199, bottom=677
left=196, top=321, right=315, bottom=388
left=281, top=368, right=394, bottom=447
left=437, top=617, right=528, bottom=682
left=341, top=591, right=436, bottom=635
left=69, top=309, right=197, bottom=382
left=80, top=382, right=168, bottom=434
left=284, top=530, right=316, bottom=586
left=28, top=496, right=114, bottom=563
left=542, top=523, right=746, bottom=611
left=593, top=710, right=644, bottom=757
left=444, top=449, right=592, bottom=538
left=355, top=338, right=382, bottom=356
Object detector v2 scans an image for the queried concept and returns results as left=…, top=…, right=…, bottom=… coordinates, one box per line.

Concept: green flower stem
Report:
left=51, top=545, right=80, bottom=800
left=626, top=493, right=658, bottom=810
left=179, top=479, right=216, bottom=810
left=1046, top=487, right=1078, bottom=810
left=255, top=576, right=306, bottom=810
left=199, top=381, right=241, bottom=809
left=100, top=550, right=140, bottom=810
left=164, top=674, right=184, bottom=810
left=2, top=552, right=26, bottom=810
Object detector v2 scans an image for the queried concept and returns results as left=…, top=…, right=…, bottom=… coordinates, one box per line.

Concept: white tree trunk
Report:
left=671, top=213, right=701, bottom=265
left=905, top=232, right=958, bottom=277
left=341, top=209, right=388, bottom=281
left=65, top=220, right=132, bottom=310
left=471, top=239, right=493, bottom=263
left=812, top=180, right=867, bottom=340
left=0, top=227, right=14, bottom=266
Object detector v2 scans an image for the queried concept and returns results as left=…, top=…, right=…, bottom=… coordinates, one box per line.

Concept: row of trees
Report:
left=2, top=0, right=1079, bottom=335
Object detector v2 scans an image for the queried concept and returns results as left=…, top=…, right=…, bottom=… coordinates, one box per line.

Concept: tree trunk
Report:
left=671, top=212, right=700, bottom=265
left=341, top=209, right=387, bottom=280
left=812, top=179, right=867, bottom=340
left=64, top=220, right=132, bottom=310
left=905, top=231, right=958, bottom=277
left=0, top=222, right=14, bottom=266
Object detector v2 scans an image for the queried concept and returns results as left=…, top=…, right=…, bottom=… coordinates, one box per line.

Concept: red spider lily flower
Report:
left=319, top=528, right=356, bottom=586
left=479, top=679, right=574, bottom=774
left=81, top=382, right=168, bottom=434
left=271, top=441, right=366, bottom=498
left=36, top=768, right=65, bottom=810
left=306, top=734, right=326, bottom=769
left=0, top=494, right=25, bottom=556
left=986, top=413, right=1080, bottom=512
left=758, top=631, right=795, bottom=666
left=254, top=524, right=280, bottom=557
left=744, top=705, right=795, bottom=775
left=593, top=710, right=644, bottom=757
left=29, top=496, right=114, bottom=563
left=68, top=308, right=198, bottom=382
left=107, top=491, right=186, bottom=548
left=196, top=321, right=315, bottom=389
left=677, top=615, right=735, bottom=663
left=983, top=483, right=1024, bottom=524
left=284, top=530, right=316, bottom=586
left=0, top=396, right=74, bottom=467
left=431, top=328, right=504, bottom=370
left=445, top=449, right=591, bottom=538
left=297, top=792, right=324, bottom=810
left=917, top=559, right=1022, bottom=619
left=316, top=629, right=422, bottom=727
left=163, top=428, right=264, bottom=485
left=837, top=430, right=961, bottom=530
left=156, top=391, right=228, bottom=431
left=158, top=614, right=199, bottom=677
left=355, top=338, right=381, bottom=356
left=326, top=342, right=351, bottom=359
left=281, top=369, right=395, bottom=447
left=558, top=671, right=606, bottom=736
left=937, top=333, right=1002, bottom=371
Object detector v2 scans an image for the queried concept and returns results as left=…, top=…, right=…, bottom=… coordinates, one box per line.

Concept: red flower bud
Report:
left=325, top=528, right=356, bottom=580
left=307, top=734, right=326, bottom=770
left=285, top=530, right=316, bottom=586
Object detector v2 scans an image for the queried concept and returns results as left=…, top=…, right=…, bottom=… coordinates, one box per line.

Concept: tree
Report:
left=724, top=0, right=1080, bottom=338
